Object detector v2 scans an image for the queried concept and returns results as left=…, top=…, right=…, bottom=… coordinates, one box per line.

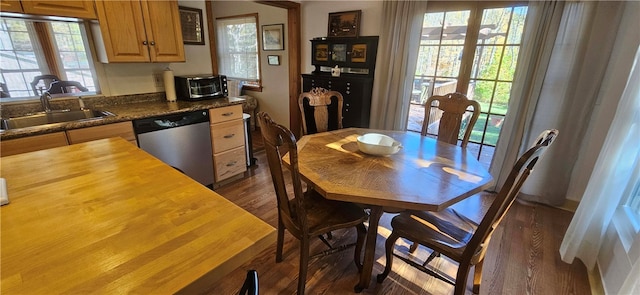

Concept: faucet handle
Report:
left=79, top=97, right=86, bottom=110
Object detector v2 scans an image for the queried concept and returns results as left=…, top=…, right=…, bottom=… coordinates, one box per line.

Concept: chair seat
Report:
left=291, top=190, right=368, bottom=237
left=391, top=208, right=479, bottom=260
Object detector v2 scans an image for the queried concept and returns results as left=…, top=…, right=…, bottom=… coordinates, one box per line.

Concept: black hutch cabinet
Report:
left=302, top=36, right=378, bottom=128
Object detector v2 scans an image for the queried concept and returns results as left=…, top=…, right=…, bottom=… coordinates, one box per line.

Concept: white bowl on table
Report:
left=356, top=133, right=402, bottom=156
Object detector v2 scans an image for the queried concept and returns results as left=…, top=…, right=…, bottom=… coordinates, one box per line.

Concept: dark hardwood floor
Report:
left=205, top=130, right=591, bottom=294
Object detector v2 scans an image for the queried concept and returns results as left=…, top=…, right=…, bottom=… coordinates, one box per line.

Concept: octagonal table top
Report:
left=289, top=128, right=494, bottom=211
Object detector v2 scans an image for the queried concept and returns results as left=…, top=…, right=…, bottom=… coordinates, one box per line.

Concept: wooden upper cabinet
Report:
left=95, top=1, right=150, bottom=62
left=140, top=1, right=185, bottom=62
left=95, top=0, right=185, bottom=63
left=21, top=1, right=97, bottom=19
left=0, top=0, right=23, bottom=13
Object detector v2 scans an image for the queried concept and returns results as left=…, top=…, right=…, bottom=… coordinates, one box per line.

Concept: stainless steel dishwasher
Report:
left=133, top=110, right=214, bottom=186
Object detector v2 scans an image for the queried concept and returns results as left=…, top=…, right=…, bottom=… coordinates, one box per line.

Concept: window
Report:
left=0, top=17, right=97, bottom=101
left=215, top=14, right=261, bottom=90
left=408, top=2, right=528, bottom=167
left=623, top=180, right=640, bottom=232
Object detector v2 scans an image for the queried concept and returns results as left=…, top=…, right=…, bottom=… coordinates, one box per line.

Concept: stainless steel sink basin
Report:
left=1, top=109, right=115, bottom=130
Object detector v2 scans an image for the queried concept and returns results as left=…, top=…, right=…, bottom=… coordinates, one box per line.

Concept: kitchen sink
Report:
left=1, top=109, right=115, bottom=130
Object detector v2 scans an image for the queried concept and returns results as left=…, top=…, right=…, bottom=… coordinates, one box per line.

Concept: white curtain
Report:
left=369, top=0, right=428, bottom=130
left=489, top=1, right=624, bottom=206
left=559, top=10, right=640, bottom=275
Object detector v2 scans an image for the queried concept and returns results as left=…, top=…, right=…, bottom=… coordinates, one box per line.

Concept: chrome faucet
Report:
left=40, top=91, right=52, bottom=112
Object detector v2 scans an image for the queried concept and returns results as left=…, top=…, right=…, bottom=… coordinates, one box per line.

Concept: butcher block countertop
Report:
left=0, top=137, right=276, bottom=294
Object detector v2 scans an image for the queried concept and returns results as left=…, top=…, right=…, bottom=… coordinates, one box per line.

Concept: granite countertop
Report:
left=0, top=93, right=245, bottom=140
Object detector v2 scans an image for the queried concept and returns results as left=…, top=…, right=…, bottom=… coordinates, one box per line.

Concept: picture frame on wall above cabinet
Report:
left=262, top=24, right=284, bottom=51
left=268, top=55, right=280, bottom=66
left=179, top=6, right=205, bottom=45
left=328, top=10, right=361, bottom=38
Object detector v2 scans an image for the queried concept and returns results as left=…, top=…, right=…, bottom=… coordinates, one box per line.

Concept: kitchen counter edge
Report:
left=0, top=97, right=246, bottom=140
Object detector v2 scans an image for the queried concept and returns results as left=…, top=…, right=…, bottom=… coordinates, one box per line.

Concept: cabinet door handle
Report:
left=142, top=40, right=148, bottom=45
left=226, top=161, right=237, bottom=167
left=150, top=41, right=156, bottom=46
left=223, top=134, right=235, bottom=139
left=222, top=112, right=234, bottom=116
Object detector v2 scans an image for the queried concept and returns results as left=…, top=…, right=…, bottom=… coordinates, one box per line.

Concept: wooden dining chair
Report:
left=377, top=129, right=559, bottom=295
left=298, top=87, right=344, bottom=135
left=421, top=92, right=481, bottom=148
left=48, top=80, right=89, bottom=94
left=30, top=74, right=59, bottom=96
left=257, top=112, right=368, bottom=294
left=408, top=92, right=482, bottom=253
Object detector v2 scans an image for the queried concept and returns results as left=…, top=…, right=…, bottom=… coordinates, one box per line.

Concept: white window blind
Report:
left=216, top=15, right=259, bottom=82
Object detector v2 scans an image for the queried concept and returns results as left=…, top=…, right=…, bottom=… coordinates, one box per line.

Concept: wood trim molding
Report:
left=255, top=1, right=301, bottom=137
left=33, top=22, right=62, bottom=78
left=205, top=1, right=219, bottom=76
left=207, top=1, right=301, bottom=136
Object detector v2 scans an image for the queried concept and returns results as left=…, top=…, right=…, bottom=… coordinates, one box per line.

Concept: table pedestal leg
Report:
left=355, top=206, right=383, bottom=293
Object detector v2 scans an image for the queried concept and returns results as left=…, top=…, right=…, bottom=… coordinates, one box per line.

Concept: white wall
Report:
left=210, top=1, right=289, bottom=128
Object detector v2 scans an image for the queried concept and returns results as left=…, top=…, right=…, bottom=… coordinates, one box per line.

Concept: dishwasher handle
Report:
left=133, top=111, right=209, bottom=134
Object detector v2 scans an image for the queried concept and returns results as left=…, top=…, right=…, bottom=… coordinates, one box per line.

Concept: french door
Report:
left=407, top=1, right=529, bottom=167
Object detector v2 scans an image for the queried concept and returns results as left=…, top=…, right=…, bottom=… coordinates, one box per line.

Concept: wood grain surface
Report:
left=291, top=128, right=493, bottom=211
left=208, top=144, right=592, bottom=294
left=0, top=138, right=275, bottom=294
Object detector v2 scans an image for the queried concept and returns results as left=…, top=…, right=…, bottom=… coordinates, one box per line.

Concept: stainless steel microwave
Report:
left=174, top=75, right=228, bottom=100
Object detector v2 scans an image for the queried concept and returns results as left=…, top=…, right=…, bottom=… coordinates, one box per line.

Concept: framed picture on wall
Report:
left=268, top=55, right=280, bottom=65
left=262, top=24, right=284, bottom=51
left=179, top=6, right=205, bottom=45
left=328, top=10, right=361, bottom=38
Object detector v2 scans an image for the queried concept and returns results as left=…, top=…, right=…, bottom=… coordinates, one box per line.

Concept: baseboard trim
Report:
left=558, top=199, right=580, bottom=212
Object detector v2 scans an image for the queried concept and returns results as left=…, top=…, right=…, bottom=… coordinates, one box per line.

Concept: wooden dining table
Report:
left=288, top=128, right=493, bottom=292
left=0, top=137, right=276, bottom=294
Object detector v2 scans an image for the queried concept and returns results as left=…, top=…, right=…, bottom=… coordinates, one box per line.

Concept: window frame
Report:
left=0, top=17, right=98, bottom=101
left=411, top=1, right=529, bottom=165
left=214, top=13, right=263, bottom=92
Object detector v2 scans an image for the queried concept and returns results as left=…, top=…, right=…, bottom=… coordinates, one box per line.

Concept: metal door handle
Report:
left=150, top=41, right=155, bottom=46
left=142, top=40, right=148, bottom=45
left=222, top=112, right=234, bottom=116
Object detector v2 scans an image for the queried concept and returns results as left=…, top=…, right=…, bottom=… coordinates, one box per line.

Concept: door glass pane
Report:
left=479, top=7, right=513, bottom=45
left=471, top=46, right=504, bottom=80
left=331, top=44, right=347, bottom=62
left=436, top=45, right=463, bottom=77
left=498, top=46, right=519, bottom=81
left=441, top=10, right=470, bottom=45
left=470, top=79, right=494, bottom=110
left=507, top=6, right=528, bottom=44
left=484, top=114, right=504, bottom=145
left=493, top=82, right=511, bottom=115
